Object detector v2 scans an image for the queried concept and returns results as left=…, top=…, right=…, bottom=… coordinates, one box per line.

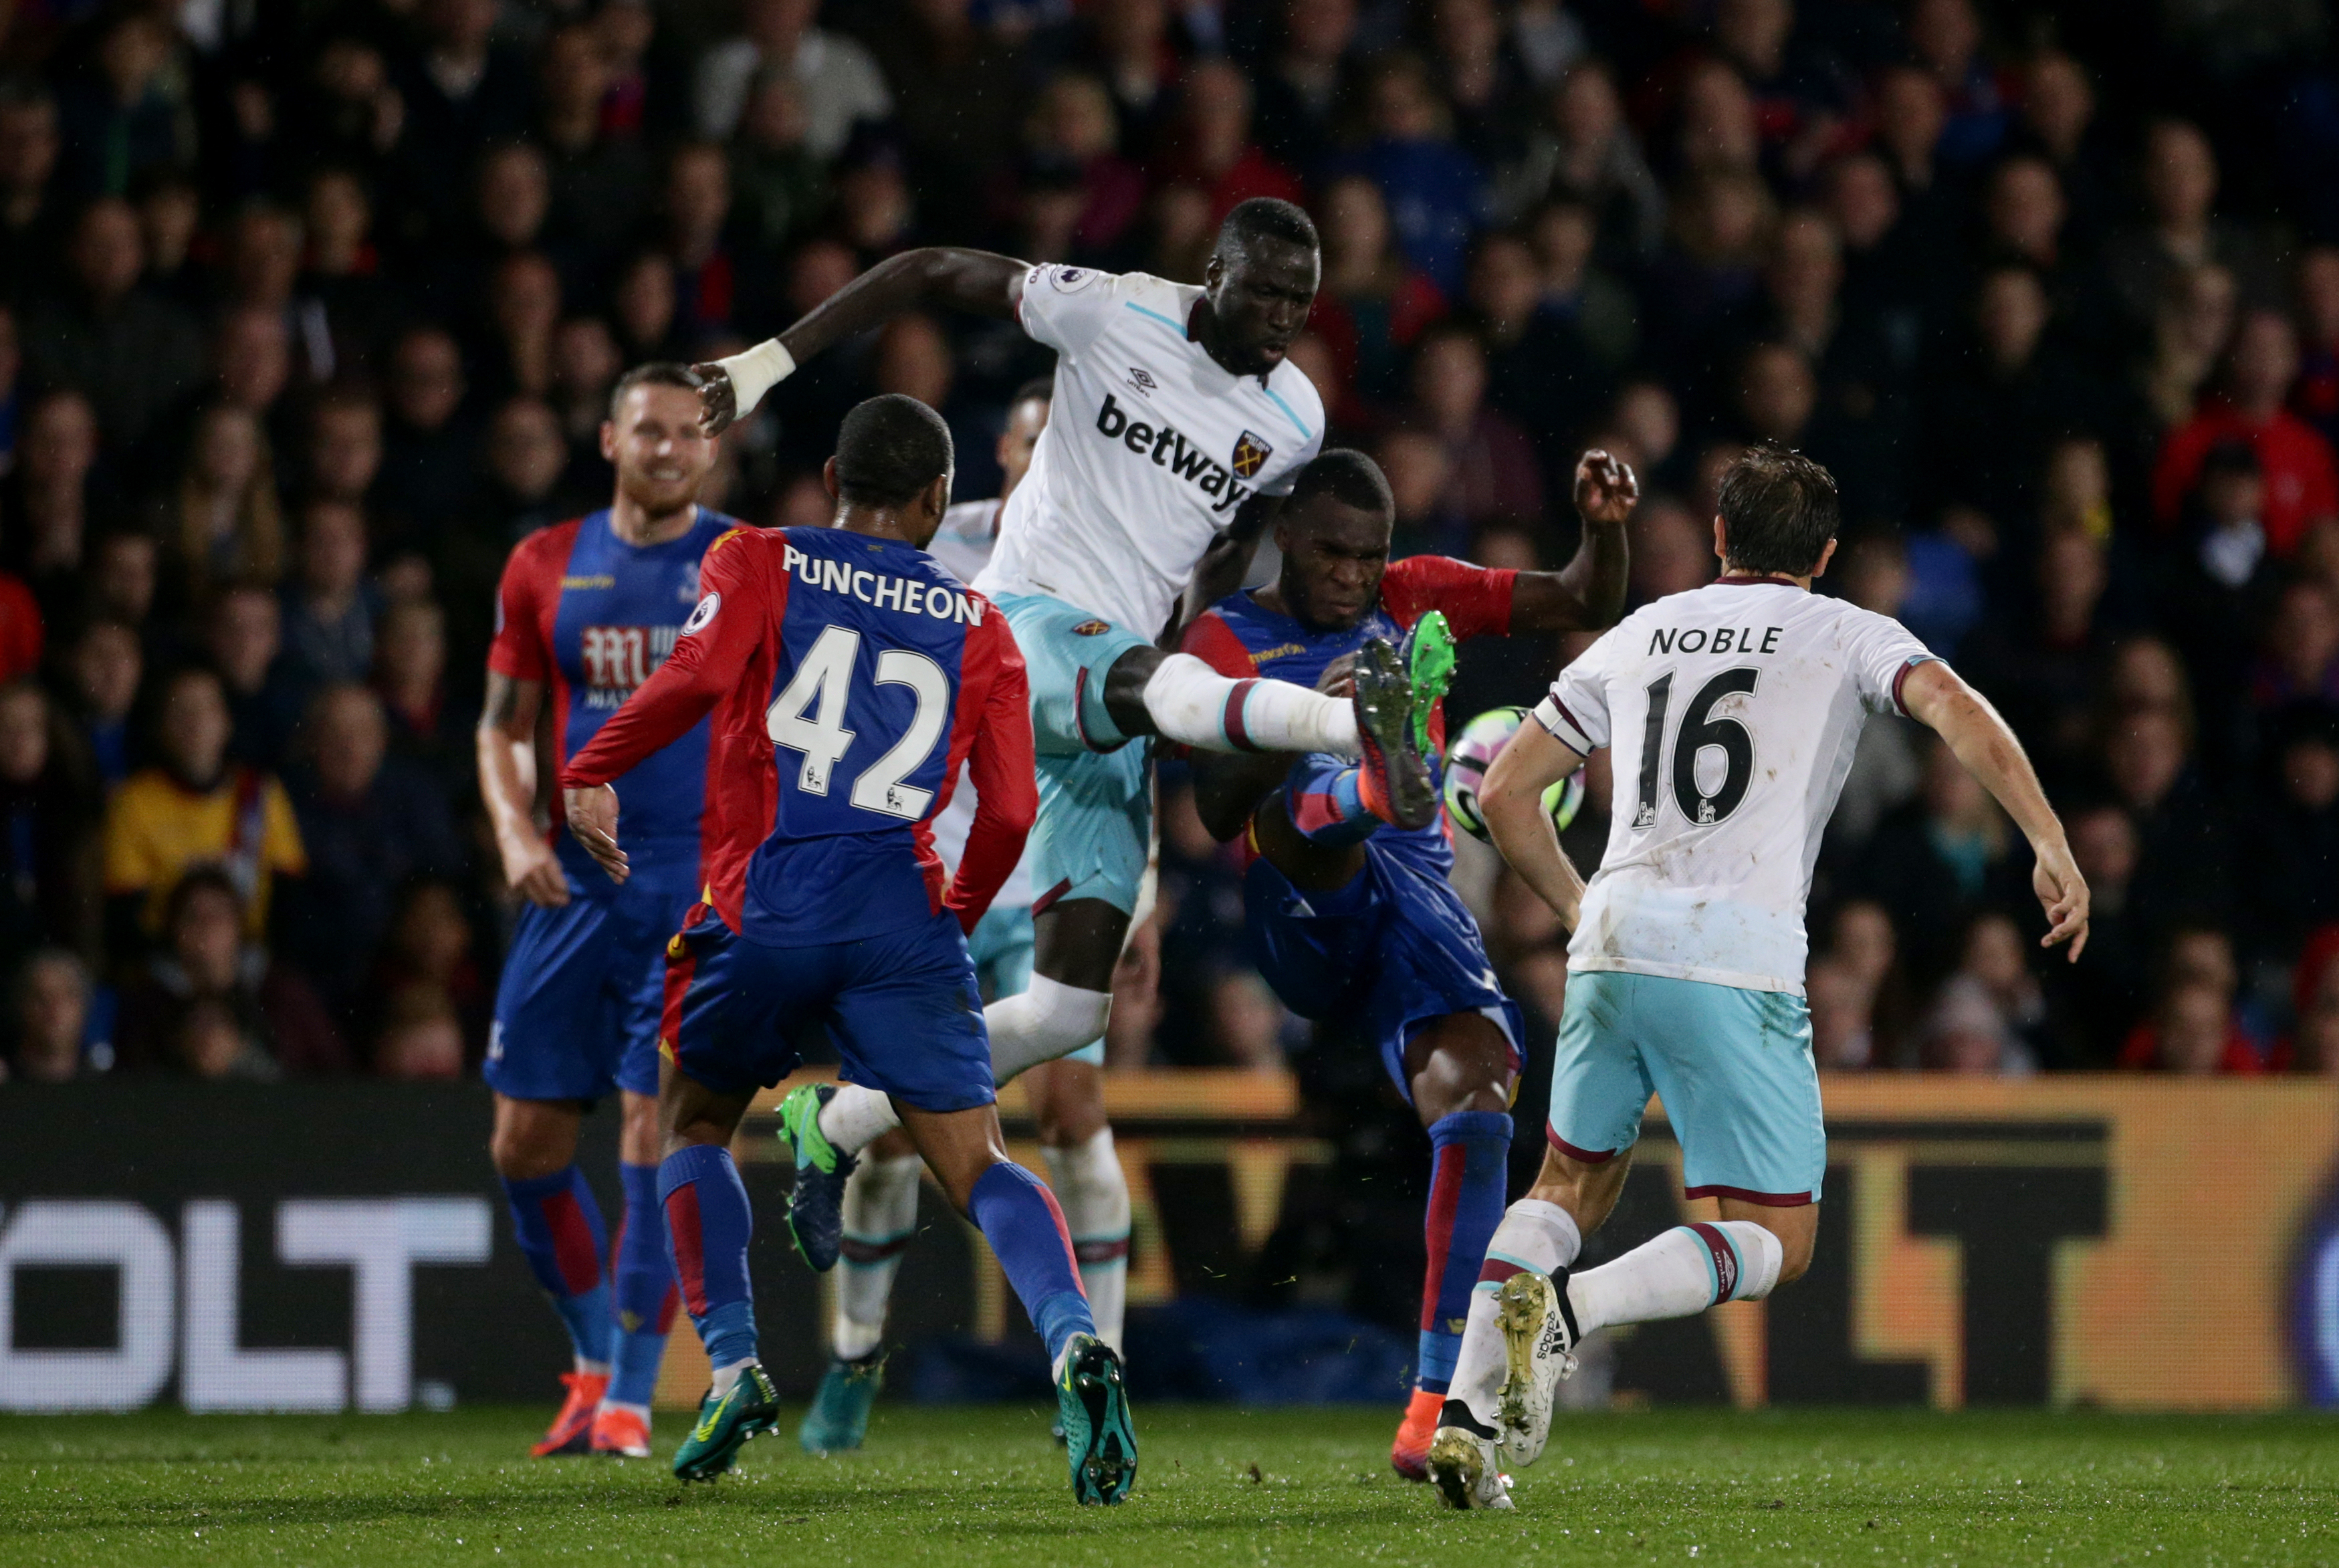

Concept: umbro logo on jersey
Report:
left=1231, top=430, right=1272, bottom=479
left=1125, top=366, right=1157, bottom=397
left=1094, top=393, right=1255, bottom=514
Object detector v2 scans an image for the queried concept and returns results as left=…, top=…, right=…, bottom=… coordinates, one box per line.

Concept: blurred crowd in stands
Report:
left=3, top=0, right=2339, bottom=1088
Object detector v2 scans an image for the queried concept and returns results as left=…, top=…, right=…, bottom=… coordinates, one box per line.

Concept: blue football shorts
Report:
left=1545, top=969, right=1825, bottom=1206
left=1243, top=836, right=1524, bottom=1101
left=485, top=871, right=694, bottom=1102
left=661, top=904, right=995, bottom=1112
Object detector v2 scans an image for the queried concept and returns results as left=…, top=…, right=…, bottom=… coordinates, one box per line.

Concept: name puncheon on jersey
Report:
left=782, top=542, right=984, bottom=624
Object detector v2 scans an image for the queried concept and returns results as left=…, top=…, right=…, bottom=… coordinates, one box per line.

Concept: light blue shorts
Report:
left=1545, top=969, right=1824, bottom=1206
left=992, top=592, right=1152, bottom=917
left=965, top=900, right=1103, bottom=1067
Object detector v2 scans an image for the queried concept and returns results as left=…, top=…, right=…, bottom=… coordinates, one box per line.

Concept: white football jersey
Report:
left=976, top=265, right=1325, bottom=639
left=1535, top=578, right=1935, bottom=996
left=925, top=498, right=1032, bottom=911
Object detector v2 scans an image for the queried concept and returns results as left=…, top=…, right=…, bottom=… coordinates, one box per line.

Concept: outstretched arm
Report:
left=693, top=249, right=1029, bottom=433
left=1507, top=449, right=1636, bottom=633
left=1898, top=659, right=2090, bottom=960
left=1482, top=715, right=1590, bottom=928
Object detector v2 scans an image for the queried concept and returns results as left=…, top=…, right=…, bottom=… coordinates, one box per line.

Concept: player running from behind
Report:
left=1426, top=447, right=2091, bottom=1510
left=560, top=395, right=1137, bottom=1504
left=692, top=198, right=1435, bottom=1268
left=477, top=364, right=739, bottom=1460
left=800, top=379, right=1138, bottom=1453
left=1182, top=447, right=1633, bottom=1481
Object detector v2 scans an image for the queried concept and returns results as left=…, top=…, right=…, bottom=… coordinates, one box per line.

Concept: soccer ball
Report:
left=1442, top=705, right=1586, bottom=843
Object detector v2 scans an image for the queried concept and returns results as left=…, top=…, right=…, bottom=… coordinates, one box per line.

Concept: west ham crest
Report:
left=1230, top=429, right=1272, bottom=479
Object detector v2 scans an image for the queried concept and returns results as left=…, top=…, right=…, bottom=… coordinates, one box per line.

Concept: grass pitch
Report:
left=3, top=1405, right=2335, bottom=1567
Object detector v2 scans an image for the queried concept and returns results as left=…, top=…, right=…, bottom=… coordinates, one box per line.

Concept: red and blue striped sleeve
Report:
left=1378, top=555, right=1517, bottom=641
left=486, top=524, right=574, bottom=683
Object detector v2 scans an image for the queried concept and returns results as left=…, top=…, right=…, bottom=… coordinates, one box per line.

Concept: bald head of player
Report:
left=1714, top=445, right=1841, bottom=584
left=1198, top=197, right=1321, bottom=379
left=603, top=362, right=719, bottom=532
left=1260, top=449, right=1396, bottom=632
left=823, top=393, right=956, bottom=549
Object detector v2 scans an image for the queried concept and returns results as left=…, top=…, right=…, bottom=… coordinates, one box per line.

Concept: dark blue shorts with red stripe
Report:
left=660, top=903, right=995, bottom=1111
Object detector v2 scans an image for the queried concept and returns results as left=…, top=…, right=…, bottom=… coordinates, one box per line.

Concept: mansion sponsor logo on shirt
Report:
left=781, top=542, right=986, bottom=624
left=1093, top=392, right=1260, bottom=514
left=580, top=623, right=680, bottom=707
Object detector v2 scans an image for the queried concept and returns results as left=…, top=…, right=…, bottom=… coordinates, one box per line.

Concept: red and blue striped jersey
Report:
left=487, top=506, right=739, bottom=897
left=1182, top=554, right=1517, bottom=873
left=561, top=525, right=1036, bottom=945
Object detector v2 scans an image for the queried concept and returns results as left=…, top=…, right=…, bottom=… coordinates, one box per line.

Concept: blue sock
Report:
left=659, top=1143, right=759, bottom=1370
left=968, top=1161, right=1095, bottom=1364
left=1417, top=1110, right=1513, bottom=1394
left=1283, top=754, right=1379, bottom=847
left=501, top=1166, right=613, bottom=1368
left=608, top=1161, right=677, bottom=1408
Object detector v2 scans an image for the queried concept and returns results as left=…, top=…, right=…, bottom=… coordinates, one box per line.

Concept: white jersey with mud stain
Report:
left=975, top=264, right=1323, bottom=639
left=1533, top=577, right=1935, bottom=996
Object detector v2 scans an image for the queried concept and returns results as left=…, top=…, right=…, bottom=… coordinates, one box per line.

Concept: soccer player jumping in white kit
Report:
left=1426, top=448, right=2092, bottom=1510
left=692, top=199, right=1433, bottom=1268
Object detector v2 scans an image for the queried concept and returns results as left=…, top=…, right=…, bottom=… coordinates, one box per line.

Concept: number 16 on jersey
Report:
left=1633, top=667, right=1761, bottom=830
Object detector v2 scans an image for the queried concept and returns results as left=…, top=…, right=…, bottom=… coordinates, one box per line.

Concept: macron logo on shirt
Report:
left=782, top=543, right=984, bottom=625
left=1095, top=393, right=1253, bottom=514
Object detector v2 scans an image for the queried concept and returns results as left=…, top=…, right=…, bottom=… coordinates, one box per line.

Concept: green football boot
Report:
left=1352, top=638, right=1437, bottom=830
left=776, top=1083, right=855, bottom=1270
left=1055, top=1334, right=1137, bottom=1505
left=671, top=1363, right=780, bottom=1482
left=798, top=1353, right=884, bottom=1453
left=1400, top=608, right=1458, bottom=759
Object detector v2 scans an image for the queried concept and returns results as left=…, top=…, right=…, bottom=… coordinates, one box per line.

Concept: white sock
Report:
left=1571, top=1220, right=1783, bottom=1336
left=574, top=1355, right=610, bottom=1377
left=1141, top=653, right=1361, bottom=758
left=816, top=1083, right=901, bottom=1155
left=596, top=1398, right=651, bottom=1422
left=985, top=976, right=1113, bottom=1084
left=816, top=981, right=1114, bottom=1156
left=709, top=1357, right=756, bottom=1398
left=1446, top=1200, right=1583, bottom=1427
left=1042, top=1128, right=1131, bottom=1352
left=834, top=1153, right=923, bottom=1361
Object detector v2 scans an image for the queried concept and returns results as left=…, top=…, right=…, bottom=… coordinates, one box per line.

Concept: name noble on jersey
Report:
left=1649, top=625, right=1786, bottom=657
left=780, top=542, right=986, bottom=624
left=1093, top=392, right=1260, bottom=514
